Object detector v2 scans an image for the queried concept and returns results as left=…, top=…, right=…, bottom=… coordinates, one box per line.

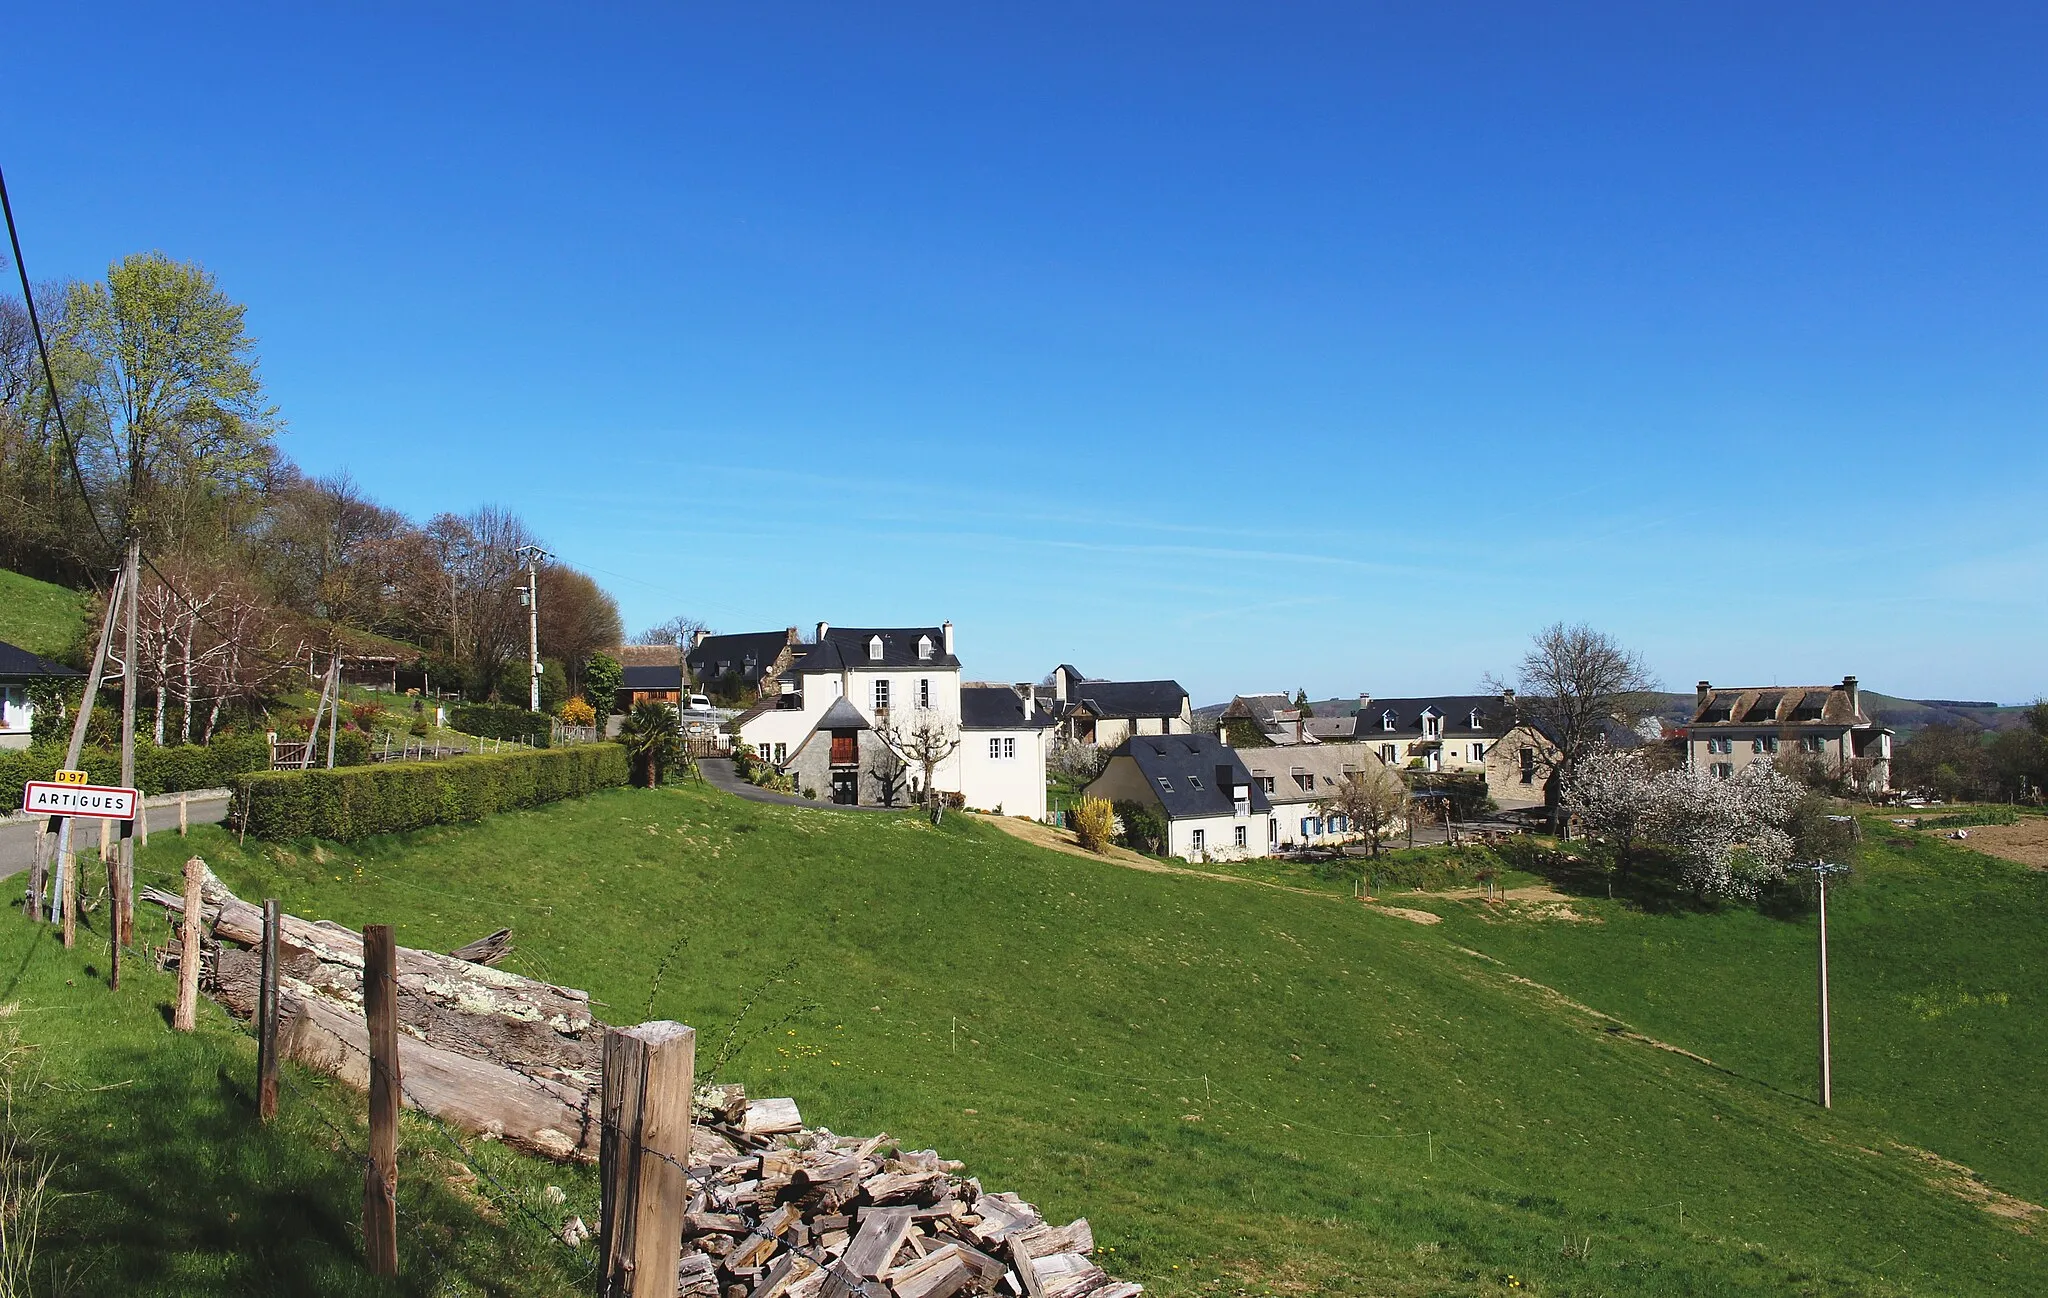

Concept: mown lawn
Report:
left=0, top=567, right=89, bottom=659
left=76, top=783, right=2045, bottom=1295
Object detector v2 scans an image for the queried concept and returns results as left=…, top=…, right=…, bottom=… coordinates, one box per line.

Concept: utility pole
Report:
left=117, top=535, right=140, bottom=950
left=517, top=545, right=550, bottom=713
left=1791, top=860, right=1850, bottom=1109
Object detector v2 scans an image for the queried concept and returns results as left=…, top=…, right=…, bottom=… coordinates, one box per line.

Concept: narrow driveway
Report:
left=696, top=759, right=903, bottom=812
left=1, top=790, right=233, bottom=880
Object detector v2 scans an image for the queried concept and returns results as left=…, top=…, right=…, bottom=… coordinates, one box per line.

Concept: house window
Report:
left=918, top=678, right=931, bottom=708
left=1708, top=736, right=1732, bottom=754
left=1710, top=762, right=1734, bottom=779
left=868, top=636, right=884, bottom=662
left=774, top=743, right=787, bottom=764
left=1293, top=771, right=1313, bottom=791
left=874, top=680, right=891, bottom=711
left=1424, top=713, right=1441, bottom=738
left=1190, top=829, right=1206, bottom=853
left=1188, top=775, right=1204, bottom=791
left=1470, top=709, right=1482, bottom=730
left=1301, top=817, right=1318, bottom=838
left=917, top=636, right=933, bottom=661
left=1802, top=735, right=1826, bottom=753
left=1158, top=777, right=1174, bottom=792
left=1381, top=744, right=1397, bottom=763
left=1754, top=736, right=1779, bottom=754
left=1520, top=747, right=1536, bottom=784
left=1330, top=815, right=1348, bottom=833
left=1470, top=743, right=1486, bottom=762
left=989, top=738, right=1002, bottom=759
left=1234, top=825, right=1247, bottom=848
left=1003, top=737, right=1016, bottom=759
left=1257, top=776, right=1276, bottom=794
left=1382, top=710, right=1396, bottom=732
left=1267, top=817, right=1277, bottom=842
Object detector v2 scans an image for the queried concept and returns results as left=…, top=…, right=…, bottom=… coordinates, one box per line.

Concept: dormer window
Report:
left=1382, top=710, right=1396, bottom=732
left=1423, top=710, right=1442, bottom=739
left=917, top=635, right=934, bottom=661
left=868, top=636, right=884, bottom=662
left=1470, top=709, right=1482, bottom=730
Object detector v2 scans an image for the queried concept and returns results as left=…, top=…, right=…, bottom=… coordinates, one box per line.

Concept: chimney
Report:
left=693, top=628, right=711, bottom=650
left=1055, top=666, right=1071, bottom=702
left=785, top=626, right=799, bottom=645
left=1019, top=684, right=1035, bottom=721
left=941, top=621, right=954, bottom=656
left=1500, top=686, right=1515, bottom=711
left=816, top=622, right=830, bottom=643
left=1696, top=680, right=1712, bottom=711
left=1843, top=675, right=1860, bottom=718
left=1357, top=692, right=1371, bottom=715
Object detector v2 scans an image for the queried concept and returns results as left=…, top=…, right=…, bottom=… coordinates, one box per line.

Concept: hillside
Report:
left=5, top=784, right=2023, bottom=1294
left=0, top=566, right=90, bottom=660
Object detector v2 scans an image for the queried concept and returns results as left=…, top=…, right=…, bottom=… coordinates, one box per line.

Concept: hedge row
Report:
left=1, top=736, right=280, bottom=812
left=1916, top=807, right=2021, bottom=830
left=233, top=743, right=630, bottom=842
left=449, top=703, right=552, bottom=746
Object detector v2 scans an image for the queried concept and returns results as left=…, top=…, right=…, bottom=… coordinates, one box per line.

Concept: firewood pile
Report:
left=684, top=1085, right=1140, bottom=1298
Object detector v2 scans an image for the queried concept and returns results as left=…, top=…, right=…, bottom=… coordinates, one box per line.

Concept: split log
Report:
left=449, top=927, right=513, bottom=966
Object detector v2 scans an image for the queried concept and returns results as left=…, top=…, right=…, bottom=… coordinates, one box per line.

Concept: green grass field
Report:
left=0, top=567, right=90, bottom=659
left=9, top=785, right=2042, bottom=1295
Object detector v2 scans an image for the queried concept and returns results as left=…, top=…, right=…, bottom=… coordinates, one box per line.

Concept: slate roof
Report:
left=621, top=665, right=684, bottom=691
left=1302, top=716, right=1358, bottom=741
left=960, top=685, right=1058, bottom=731
left=0, top=641, right=83, bottom=679
left=792, top=627, right=962, bottom=674
left=1104, top=733, right=1272, bottom=821
left=1690, top=683, right=1867, bottom=728
left=1069, top=679, right=1187, bottom=720
left=1220, top=693, right=1294, bottom=723
left=1240, top=743, right=1384, bottom=806
left=686, top=631, right=793, bottom=685
left=1352, top=696, right=1511, bottom=739
left=811, top=697, right=871, bottom=732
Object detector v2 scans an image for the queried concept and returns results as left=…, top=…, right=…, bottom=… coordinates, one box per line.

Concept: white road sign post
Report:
left=22, top=781, right=140, bottom=821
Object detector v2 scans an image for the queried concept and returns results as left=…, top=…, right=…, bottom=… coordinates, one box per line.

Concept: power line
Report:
left=0, top=161, right=116, bottom=564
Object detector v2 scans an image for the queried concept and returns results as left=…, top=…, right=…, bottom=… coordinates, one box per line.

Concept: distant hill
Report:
left=1199, top=689, right=2037, bottom=737
left=0, top=567, right=90, bottom=662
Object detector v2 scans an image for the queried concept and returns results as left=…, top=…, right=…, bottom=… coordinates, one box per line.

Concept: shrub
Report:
left=1073, top=796, right=1116, bottom=852
left=0, top=735, right=276, bottom=812
left=348, top=702, right=387, bottom=731
left=616, top=702, right=683, bottom=787
left=558, top=696, right=596, bottom=728
left=449, top=703, right=551, bottom=747
left=1917, top=807, right=2020, bottom=830
left=234, top=743, right=630, bottom=842
left=1113, top=799, right=1166, bottom=854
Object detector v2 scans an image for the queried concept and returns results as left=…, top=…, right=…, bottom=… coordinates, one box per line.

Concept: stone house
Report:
left=1685, top=676, right=1891, bottom=791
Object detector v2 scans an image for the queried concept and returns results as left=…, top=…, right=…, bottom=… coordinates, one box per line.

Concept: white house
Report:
left=0, top=640, right=81, bottom=751
left=733, top=622, right=1051, bottom=815
left=1043, top=665, right=1192, bottom=748
left=1233, top=741, right=1400, bottom=849
left=1083, top=732, right=1275, bottom=862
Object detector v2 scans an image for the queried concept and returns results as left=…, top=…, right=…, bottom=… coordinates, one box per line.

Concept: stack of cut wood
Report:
left=680, top=1089, right=1140, bottom=1298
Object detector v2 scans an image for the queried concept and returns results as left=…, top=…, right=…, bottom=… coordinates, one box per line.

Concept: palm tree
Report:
left=617, top=701, right=684, bottom=787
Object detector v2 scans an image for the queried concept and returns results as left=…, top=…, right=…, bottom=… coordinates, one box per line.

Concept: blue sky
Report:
left=7, top=4, right=2044, bottom=704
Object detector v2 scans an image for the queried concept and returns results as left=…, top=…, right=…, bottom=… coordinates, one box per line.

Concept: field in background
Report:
left=0, top=566, right=89, bottom=659
left=57, top=782, right=2036, bottom=1295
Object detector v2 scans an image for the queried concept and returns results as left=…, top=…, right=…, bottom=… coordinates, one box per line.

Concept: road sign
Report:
left=53, top=768, right=88, bottom=785
left=22, top=781, right=139, bottom=820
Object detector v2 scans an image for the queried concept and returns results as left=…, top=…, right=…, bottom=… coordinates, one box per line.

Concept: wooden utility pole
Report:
left=599, top=1021, right=695, bottom=1297
left=256, top=899, right=281, bottom=1121
left=27, top=564, right=123, bottom=919
left=59, top=831, right=75, bottom=949
left=1817, top=871, right=1834, bottom=1109
left=363, top=923, right=401, bottom=1277
left=173, top=857, right=203, bottom=1031
left=117, top=535, right=139, bottom=949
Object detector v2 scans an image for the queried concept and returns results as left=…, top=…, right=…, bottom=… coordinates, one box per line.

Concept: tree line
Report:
left=0, top=252, right=623, bottom=733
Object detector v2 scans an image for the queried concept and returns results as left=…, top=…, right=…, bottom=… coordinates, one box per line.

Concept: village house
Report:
left=1275, top=691, right=1561, bottom=810
left=731, top=622, right=1053, bottom=815
left=1041, top=665, right=1191, bottom=747
left=1218, top=693, right=1310, bottom=745
left=1686, top=676, right=1892, bottom=791
left=0, top=639, right=82, bottom=750
left=1229, top=741, right=1400, bottom=849
left=686, top=629, right=800, bottom=699
left=1083, top=732, right=1273, bottom=862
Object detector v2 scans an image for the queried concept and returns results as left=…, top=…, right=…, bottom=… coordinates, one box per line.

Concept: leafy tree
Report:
left=1222, top=718, right=1272, bottom=748
left=617, top=701, right=683, bottom=787
left=584, top=653, right=622, bottom=716
left=55, top=252, right=279, bottom=556
left=538, top=565, right=622, bottom=697
left=1294, top=689, right=1314, bottom=718
left=1113, top=799, right=1166, bottom=854
left=1893, top=723, right=1994, bottom=801
left=1562, top=747, right=1661, bottom=872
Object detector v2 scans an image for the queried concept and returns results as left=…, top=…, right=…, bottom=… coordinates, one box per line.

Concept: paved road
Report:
left=0, top=791, right=233, bottom=881
left=696, top=759, right=902, bottom=812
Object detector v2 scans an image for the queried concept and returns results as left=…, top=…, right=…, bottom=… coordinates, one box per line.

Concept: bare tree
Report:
left=878, top=708, right=961, bottom=825
left=1321, top=765, right=1410, bottom=858
left=427, top=506, right=538, bottom=699
left=1489, top=622, right=1658, bottom=833
left=634, top=615, right=712, bottom=650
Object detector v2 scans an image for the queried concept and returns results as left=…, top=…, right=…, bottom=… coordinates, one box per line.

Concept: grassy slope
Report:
left=87, top=786, right=2045, bottom=1297
left=1, top=909, right=594, bottom=1296
left=0, top=567, right=89, bottom=659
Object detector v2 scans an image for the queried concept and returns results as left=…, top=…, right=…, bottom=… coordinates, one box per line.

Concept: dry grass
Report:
left=1941, top=817, right=2048, bottom=870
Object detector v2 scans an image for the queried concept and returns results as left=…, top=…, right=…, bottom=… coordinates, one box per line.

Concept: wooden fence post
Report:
left=256, top=899, right=281, bottom=1121
left=60, top=833, right=76, bottom=950
left=173, top=858, right=203, bottom=1031
left=599, top=1021, right=695, bottom=1297
left=363, top=923, right=400, bottom=1278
